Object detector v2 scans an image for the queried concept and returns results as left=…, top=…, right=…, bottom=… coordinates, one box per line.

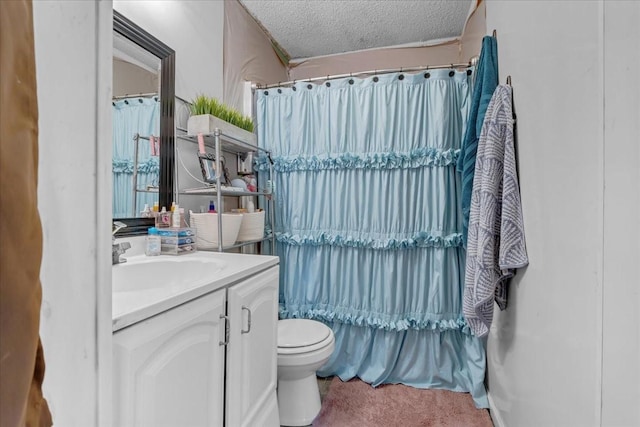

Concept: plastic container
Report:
left=156, top=227, right=197, bottom=255
left=145, top=228, right=161, bottom=256
left=189, top=211, right=243, bottom=249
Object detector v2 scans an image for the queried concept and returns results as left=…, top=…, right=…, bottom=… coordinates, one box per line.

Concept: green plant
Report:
left=190, top=95, right=254, bottom=132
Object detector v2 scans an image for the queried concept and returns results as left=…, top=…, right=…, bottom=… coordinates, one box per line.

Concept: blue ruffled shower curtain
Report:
left=112, top=97, right=160, bottom=218
left=256, top=70, right=488, bottom=407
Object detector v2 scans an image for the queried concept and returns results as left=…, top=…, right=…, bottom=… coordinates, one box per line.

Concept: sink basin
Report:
left=112, top=250, right=279, bottom=332
left=112, top=255, right=226, bottom=293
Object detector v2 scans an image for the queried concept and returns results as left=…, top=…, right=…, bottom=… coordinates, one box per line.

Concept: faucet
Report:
left=112, top=221, right=131, bottom=265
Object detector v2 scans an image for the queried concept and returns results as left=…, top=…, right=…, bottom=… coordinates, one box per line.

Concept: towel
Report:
left=463, top=85, right=529, bottom=338
left=458, top=36, right=499, bottom=247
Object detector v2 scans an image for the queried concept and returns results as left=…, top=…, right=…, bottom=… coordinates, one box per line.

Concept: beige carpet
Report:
left=312, top=378, right=493, bottom=427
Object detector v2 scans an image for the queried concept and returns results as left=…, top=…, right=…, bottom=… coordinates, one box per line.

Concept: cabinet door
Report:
left=113, top=290, right=227, bottom=427
left=226, top=266, right=280, bottom=427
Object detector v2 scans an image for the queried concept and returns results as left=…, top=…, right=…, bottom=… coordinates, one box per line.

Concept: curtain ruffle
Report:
left=317, top=323, right=488, bottom=409
left=279, top=303, right=470, bottom=333
left=112, top=157, right=160, bottom=174
left=275, top=230, right=462, bottom=249
left=254, top=147, right=460, bottom=172
left=257, top=70, right=487, bottom=407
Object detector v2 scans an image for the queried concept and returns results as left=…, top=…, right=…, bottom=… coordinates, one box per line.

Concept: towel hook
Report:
left=492, top=29, right=497, bottom=38
left=506, top=75, right=512, bottom=86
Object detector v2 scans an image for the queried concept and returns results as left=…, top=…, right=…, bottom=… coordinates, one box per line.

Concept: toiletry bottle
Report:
left=159, top=206, right=170, bottom=228
left=208, top=200, right=216, bottom=213
left=172, top=204, right=181, bottom=228
left=152, top=202, right=159, bottom=219
left=171, top=201, right=176, bottom=213
left=141, top=204, right=151, bottom=218
left=179, top=207, right=187, bottom=228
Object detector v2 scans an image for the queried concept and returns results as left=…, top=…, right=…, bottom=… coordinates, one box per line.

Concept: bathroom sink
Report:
left=112, top=255, right=226, bottom=293
left=112, top=250, right=279, bottom=332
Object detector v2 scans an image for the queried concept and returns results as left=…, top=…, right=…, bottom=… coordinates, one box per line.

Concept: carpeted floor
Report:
left=312, top=378, right=493, bottom=427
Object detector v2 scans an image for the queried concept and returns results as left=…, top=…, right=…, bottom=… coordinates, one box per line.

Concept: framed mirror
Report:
left=113, top=10, right=175, bottom=235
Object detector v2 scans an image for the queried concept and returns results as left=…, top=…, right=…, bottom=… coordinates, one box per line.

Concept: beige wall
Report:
left=112, top=58, right=158, bottom=97
left=223, top=0, right=288, bottom=111
left=288, top=1, right=485, bottom=82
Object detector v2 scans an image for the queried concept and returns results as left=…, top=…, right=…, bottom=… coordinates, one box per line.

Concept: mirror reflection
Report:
left=112, top=31, right=161, bottom=218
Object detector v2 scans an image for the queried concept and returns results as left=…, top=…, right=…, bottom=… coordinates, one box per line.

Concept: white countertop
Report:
left=112, top=251, right=279, bottom=332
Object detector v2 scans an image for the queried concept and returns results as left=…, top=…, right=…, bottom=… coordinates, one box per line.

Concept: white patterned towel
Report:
left=463, top=84, right=529, bottom=338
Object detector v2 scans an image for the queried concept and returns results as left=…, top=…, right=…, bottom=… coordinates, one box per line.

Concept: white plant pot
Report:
left=187, top=114, right=257, bottom=145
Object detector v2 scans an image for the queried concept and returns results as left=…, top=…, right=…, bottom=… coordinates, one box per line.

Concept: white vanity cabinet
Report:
left=113, top=265, right=279, bottom=427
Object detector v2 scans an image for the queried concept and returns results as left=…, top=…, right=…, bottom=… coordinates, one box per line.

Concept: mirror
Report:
left=113, top=11, right=175, bottom=235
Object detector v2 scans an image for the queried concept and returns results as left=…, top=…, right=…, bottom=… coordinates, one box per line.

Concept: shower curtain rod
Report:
left=112, top=92, right=158, bottom=100
left=253, top=58, right=479, bottom=90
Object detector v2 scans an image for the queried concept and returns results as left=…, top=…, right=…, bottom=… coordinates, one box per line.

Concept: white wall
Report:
left=485, top=1, right=640, bottom=426
left=113, top=0, right=224, bottom=102
left=113, top=0, right=226, bottom=216
left=601, top=2, right=640, bottom=425
left=35, top=2, right=227, bottom=424
left=34, top=1, right=112, bottom=426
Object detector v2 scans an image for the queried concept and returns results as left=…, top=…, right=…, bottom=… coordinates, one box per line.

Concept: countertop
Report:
left=112, top=251, right=279, bottom=332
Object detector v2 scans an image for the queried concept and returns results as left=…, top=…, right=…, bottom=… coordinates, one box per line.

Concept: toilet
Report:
left=277, top=319, right=335, bottom=426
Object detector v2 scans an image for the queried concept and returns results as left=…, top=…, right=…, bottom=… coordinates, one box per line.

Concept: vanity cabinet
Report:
left=113, top=266, right=279, bottom=427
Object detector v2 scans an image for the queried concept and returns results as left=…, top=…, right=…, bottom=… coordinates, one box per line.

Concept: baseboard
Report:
left=487, top=392, right=506, bottom=427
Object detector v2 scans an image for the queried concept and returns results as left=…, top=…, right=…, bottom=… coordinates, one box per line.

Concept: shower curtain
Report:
left=112, top=97, right=160, bottom=218
left=256, top=70, right=488, bottom=407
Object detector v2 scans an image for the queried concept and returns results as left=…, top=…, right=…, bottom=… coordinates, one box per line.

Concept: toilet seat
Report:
left=278, top=319, right=333, bottom=355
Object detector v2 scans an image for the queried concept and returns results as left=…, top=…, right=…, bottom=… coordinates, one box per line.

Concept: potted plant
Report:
left=187, top=95, right=256, bottom=144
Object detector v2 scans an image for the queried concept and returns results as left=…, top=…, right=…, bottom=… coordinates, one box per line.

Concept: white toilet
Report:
left=277, top=319, right=335, bottom=426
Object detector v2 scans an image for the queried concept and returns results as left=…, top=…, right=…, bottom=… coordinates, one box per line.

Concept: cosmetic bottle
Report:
left=141, top=204, right=151, bottom=218
left=179, top=208, right=187, bottom=228
left=208, top=200, right=216, bottom=213
left=172, top=204, right=181, bottom=228
left=152, top=202, right=159, bottom=219
left=159, top=206, right=170, bottom=228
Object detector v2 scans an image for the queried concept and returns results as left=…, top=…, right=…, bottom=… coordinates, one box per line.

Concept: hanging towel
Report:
left=463, top=85, right=528, bottom=338
left=458, top=36, right=499, bottom=247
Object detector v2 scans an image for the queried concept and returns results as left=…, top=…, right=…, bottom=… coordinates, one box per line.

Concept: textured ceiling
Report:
left=239, top=0, right=473, bottom=60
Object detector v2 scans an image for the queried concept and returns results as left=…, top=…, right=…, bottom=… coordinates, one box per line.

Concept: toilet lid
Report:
left=278, top=319, right=331, bottom=348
